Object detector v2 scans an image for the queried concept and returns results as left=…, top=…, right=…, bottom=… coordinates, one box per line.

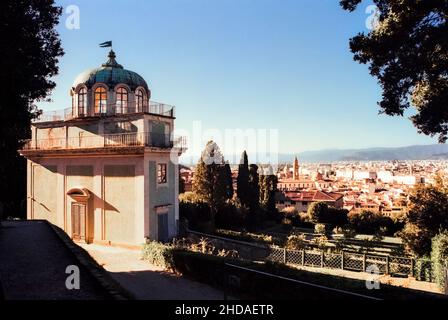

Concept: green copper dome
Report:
left=73, top=50, right=149, bottom=91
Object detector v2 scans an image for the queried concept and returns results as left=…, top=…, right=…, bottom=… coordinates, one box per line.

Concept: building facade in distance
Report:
left=19, top=50, right=186, bottom=246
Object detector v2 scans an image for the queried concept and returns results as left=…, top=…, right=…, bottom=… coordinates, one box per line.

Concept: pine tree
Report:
left=237, top=151, right=250, bottom=207
left=0, top=0, right=64, bottom=218
left=341, top=0, right=448, bottom=142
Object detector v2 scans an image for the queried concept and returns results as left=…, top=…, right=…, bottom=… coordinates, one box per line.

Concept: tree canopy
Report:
left=400, top=184, right=448, bottom=256
left=307, top=202, right=329, bottom=224
left=0, top=0, right=63, bottom=218
left=341, top=0, right=448, bottom=142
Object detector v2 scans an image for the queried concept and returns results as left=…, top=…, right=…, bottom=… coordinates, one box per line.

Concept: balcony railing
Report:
left=21, top=132, right=187, bottom=152
left=33, top=101, right=175, bottom=123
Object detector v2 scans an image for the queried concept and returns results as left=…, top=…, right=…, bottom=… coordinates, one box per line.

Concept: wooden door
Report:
left=157, top=213, right=168, bottom=243
left=71, top=202, right=86, bottom=241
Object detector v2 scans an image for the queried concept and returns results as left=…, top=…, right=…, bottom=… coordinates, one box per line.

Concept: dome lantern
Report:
left=102, top=49, right=123, bottom=69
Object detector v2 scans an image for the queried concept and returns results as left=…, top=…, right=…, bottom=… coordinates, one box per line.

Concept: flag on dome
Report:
left=99, top=41, right=112, bottom=48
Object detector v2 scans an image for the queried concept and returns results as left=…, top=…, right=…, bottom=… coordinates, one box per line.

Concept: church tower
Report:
left=293, top=156, right=299, bottom=180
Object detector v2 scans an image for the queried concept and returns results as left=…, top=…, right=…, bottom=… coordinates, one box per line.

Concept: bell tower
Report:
left=293, top=156, right=299, bottom=180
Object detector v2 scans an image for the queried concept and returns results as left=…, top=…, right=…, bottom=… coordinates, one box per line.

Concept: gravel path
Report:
left=0, top=221, right=110, bottom=300
left=79, top=243, right=226, bottom=300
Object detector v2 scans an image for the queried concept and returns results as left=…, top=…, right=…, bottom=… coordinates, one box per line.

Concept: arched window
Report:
left=135, top=89, right=147, bottom=112
left=77, top=88, right=87, bottom=116
left=94, top=87, right=107, bottom=114
left=116, top=87, right=128, bottom=114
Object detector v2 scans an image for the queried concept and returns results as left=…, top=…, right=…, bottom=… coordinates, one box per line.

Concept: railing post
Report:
left=363, top=254, right=366, bottom=272
left=321, top=251, right=324, bottom=268
left=411, top=258, right=415, bottom=277
left=341, top=251, right=344, bottom=270
left=385, top=256, right=389, bottom=275
left=301, top=250, right=305, bottom=266
left=283, top=248, right=287, bottom=264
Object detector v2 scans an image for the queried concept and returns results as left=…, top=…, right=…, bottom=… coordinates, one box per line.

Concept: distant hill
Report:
left=180, top=144, right=448, bottom=165
left=278, top=144, right=448, bottom=163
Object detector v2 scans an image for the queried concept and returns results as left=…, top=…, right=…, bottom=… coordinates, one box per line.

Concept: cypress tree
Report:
left=248, top=164, right=260, bottom=211
left=259, top=166, right=267, bottom=205
left=264, top=173, right=278, bottom=214
left=237, top=151, right=250, bottom=207
left=222, top=162, right=234, bottom=200
left=259, top=165, right=279, bottom=220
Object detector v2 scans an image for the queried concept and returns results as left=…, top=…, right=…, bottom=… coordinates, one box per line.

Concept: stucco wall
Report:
left=31, top=164, right=58, bottom=224
left=25, top=155, right=177, bottom=245
left=104, top=165, right=136, bottom=244
left=147, top=157, right=177, bottom=241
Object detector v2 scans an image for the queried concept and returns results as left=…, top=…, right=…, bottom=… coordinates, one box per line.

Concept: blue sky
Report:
left=41, top=0, right=437, bottom=154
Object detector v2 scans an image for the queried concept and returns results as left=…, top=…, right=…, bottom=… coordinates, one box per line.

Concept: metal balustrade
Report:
left=21, top=132, right=187, bottom=151
left=33, top=101, right=175, bottom=123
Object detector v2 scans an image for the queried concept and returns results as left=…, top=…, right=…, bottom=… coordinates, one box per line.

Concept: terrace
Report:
left=20, top=132, right=187, bottom=153
left=33, top=101, right=175, bottom=123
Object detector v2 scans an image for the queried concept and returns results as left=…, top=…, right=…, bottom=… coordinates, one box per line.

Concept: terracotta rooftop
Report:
left=277, top=190, right=343, bottom=202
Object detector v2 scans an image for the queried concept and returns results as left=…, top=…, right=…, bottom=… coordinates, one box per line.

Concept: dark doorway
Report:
left=157, top=213, right=168, bottom=243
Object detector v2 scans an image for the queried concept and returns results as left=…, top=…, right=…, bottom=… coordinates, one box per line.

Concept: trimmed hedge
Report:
left=431, top=231, right=448, bottom=288
left=214, top=229, right=277, bottom=245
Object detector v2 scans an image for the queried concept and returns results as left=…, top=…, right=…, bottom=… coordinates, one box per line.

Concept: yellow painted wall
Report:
left=104, top=165, right=136, bottom=243
left=32, top=164, right=58, bottom=224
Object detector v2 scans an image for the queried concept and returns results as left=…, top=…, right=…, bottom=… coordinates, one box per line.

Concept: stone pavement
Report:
left=79, top=243, right=226, bottom=300
left=0, top=221, right=110, bottom=300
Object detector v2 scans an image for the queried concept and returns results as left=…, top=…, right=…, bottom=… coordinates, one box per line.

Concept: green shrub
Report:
left=285, top=234, right=307, bottom=250
left=348, top=210, right=401, bottom=236
left=281, top=208, right=314, bottom=228
left=215, top=202, right=247, bottom=230
left=311, top=235, right=329, bottom=251
left=308, top=202, right=329, bottom=224
left=430, top=231, right=448, bottom=288
left=326, top=207, right=349, bottom=227
left=414, top=258, right=433, bottom=282
left=141, top=241, right=175, bottom=270
left=179, top=200, right=213, bottom=232
left=307, top=202, right=348, bottom=228
left=314, top=223, right=331, bottom=235
left=398, top=223, right=432, bottom=257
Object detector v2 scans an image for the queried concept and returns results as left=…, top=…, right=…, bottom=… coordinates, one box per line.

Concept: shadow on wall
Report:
left=89, top=192, right=119, bottom=213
